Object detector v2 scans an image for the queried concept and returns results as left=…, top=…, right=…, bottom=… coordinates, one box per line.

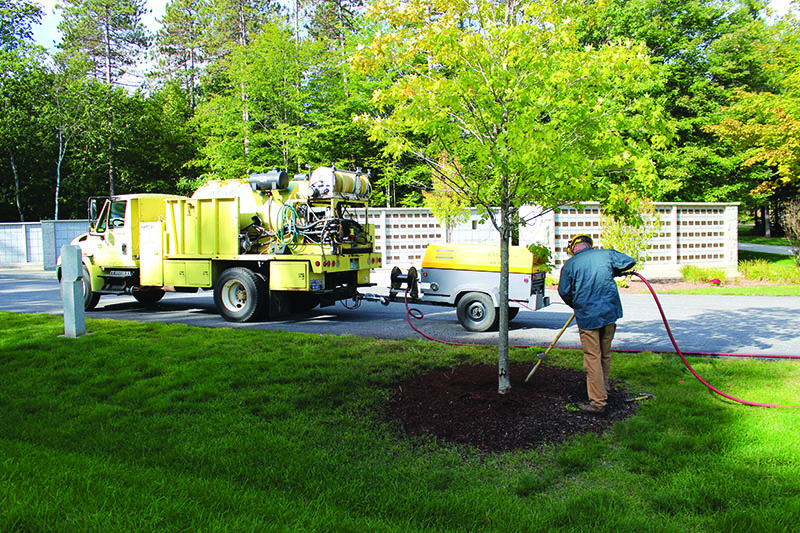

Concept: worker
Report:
left=557, top=235, right=636, bottom=414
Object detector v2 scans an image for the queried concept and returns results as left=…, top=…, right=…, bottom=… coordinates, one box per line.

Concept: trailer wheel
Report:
left=82, top=265, right=101, bottom=311
left=214, top=267, right=267, bottom=322
left=132, top=287, right=165, bottom=306
left=457, top=292, right=498, bottom=332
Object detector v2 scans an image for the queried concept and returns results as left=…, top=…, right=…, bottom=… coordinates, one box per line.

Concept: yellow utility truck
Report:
left=61, top=166, right=382, bottom=322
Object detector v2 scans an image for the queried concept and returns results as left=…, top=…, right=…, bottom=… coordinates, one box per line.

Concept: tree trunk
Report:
left=103, top=8, right=116, bottom=196
left=55, top=128, right=63, bottom=220
left=9, top=148, right=24, bottom=222
left=55, top=122, right=73, bottom=220
left=497, top=187, right=511, bottom=394
left=108, top=136, right=116, bottom=196
left=763, top=205, right=771, bottom=238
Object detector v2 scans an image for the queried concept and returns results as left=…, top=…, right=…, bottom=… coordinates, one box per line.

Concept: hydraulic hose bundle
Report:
left=238, top=203, right=368, bottom=254
left=402, top=272, right=799, bottom=409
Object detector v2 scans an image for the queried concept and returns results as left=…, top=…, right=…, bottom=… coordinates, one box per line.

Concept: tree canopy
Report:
left=352, top=0, right=673, bottom=393
left=0, top=0, right=797, bottom=224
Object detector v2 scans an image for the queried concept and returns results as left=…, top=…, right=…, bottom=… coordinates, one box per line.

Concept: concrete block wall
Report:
left=2, top=203, right=738, bottom=279
left=518, top=203, right=739, bottom=278
left=0, top=223, right=42, bottom=265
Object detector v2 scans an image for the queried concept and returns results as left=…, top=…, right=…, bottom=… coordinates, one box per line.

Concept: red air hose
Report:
left=403, top=276, right=800, bottom=409
left=629, top=272, right=797, bottom=408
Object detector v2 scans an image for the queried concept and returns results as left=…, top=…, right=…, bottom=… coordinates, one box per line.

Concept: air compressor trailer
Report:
left=381, top=243, right=551, bottom=332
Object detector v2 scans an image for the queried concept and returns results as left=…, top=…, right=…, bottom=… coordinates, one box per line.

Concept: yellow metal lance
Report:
left=525, top=313, right=575, bottom=382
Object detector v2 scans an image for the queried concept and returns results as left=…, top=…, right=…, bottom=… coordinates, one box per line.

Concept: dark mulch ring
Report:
left=386, top=363, right=640, bottom=452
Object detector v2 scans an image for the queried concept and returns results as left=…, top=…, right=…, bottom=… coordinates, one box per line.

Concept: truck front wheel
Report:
left=82, top=265, right=101, bottom=311
left=457, top=292, right=498, bottom=332
left=132, top=287, right=165, bottom=306
left=214, top=267, right=267, bottom=322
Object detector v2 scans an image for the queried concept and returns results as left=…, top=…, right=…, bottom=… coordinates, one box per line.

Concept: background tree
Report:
left=0, top=0, right=45, bottom=221
left=0, top=0, right=42, bottom=51
left=0, top=49, right=49, bottom=221
left=152, top=0, right=208, bottom=110
left=57, top=0, right=150, bottom=195
left=579, top=0, right=776, bottom=208
left=192, top=22, right=305, bottom=179
left=704, top=7, right=800, bottom=234
left=201, top=0, right=278, bottom=156
left=48, top=61, right=90, bottom=219
left=353, top=0, right=673, bottom=394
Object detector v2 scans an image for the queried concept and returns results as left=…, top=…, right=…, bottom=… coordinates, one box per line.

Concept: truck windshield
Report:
left=94, top=200, right=127, bottom=233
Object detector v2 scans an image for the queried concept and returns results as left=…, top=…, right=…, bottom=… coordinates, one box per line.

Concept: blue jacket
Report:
left=557, top=248, right=636, bottom=330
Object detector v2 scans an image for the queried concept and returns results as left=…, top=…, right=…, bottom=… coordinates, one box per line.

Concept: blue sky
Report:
left=32, top=0, right=168, bottom=51
left=31, top=0, right=796, bottom=52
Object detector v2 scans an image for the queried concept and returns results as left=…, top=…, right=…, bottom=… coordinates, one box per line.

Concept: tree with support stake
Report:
left=352, top=0, right=674, bottom=393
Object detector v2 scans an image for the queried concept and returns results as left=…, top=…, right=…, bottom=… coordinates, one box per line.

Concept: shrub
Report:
left=739, top=259, right=773, bottom=281
left=740, top=259, right=800, bottom=283
left=600, top=200, right=662, bottom=272
left=680, top=265, right=727, bottom=284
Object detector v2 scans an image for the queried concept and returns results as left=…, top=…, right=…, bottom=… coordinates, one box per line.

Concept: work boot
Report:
left=577, top=402, right=606, bottom=415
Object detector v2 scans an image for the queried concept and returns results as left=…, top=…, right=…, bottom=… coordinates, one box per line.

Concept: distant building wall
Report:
left=0, top=220, right=88, bottom=270
left=0, top=223, right=43, bottom=265
left=2, top=202, right=738, bottom=278
left=519, top=203, right=739, bottom=278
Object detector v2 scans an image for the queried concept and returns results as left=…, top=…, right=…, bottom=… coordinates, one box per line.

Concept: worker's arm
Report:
left=557, top=267, right=573, bottom=307
left=611, top=251, right=636, bottom=277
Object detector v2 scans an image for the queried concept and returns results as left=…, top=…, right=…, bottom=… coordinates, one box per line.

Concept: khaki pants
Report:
left=578, top=324, right=616, bottom=408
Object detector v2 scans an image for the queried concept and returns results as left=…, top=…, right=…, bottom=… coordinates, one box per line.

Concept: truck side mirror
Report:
left=88, top=199, right=99, bottom=231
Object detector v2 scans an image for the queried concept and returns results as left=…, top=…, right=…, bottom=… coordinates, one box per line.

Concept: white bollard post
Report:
left=60, top=245, right=86, bottom=338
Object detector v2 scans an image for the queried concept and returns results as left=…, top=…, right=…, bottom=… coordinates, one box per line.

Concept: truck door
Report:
left=90, top=198, right=135, bottom=268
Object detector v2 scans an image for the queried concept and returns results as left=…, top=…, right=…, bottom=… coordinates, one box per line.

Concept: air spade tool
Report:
left=525, top=313, right=575, bottom=382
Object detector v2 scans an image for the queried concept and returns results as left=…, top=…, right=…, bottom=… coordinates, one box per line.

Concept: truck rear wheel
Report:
left=457, top=292, right=498, bottom=332
left=214, top=267, right=267, bottom=322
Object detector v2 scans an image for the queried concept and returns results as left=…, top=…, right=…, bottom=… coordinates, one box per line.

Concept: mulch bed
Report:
left=386, top=363, right=639, bottom=452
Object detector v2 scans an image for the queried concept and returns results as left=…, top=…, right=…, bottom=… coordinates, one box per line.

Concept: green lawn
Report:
left=2, top=313, right=799, bottom=532
left=738, top=224, right=792, bottom=247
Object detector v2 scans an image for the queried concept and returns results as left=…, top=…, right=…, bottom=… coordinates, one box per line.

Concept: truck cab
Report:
left=61, top=194, right=188, bottom=310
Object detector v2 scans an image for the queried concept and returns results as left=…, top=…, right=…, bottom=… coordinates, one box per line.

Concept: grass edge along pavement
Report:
left=2, top=313, right=799, bottom=532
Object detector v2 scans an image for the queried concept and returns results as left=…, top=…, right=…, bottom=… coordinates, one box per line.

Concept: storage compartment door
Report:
left=139, top=222, right=164, bottom=286
left=270, top=262, right=310, bottom=290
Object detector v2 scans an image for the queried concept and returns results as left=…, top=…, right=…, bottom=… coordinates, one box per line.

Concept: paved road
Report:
left=2, top=273, right=799, bottom=357
left=739, top=242, right=796, bottom=255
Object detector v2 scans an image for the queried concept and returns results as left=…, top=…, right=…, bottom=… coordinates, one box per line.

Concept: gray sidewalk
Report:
left=0, top=265, right=56, bottom=280
left=738, top=242, right=796, bottom=255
